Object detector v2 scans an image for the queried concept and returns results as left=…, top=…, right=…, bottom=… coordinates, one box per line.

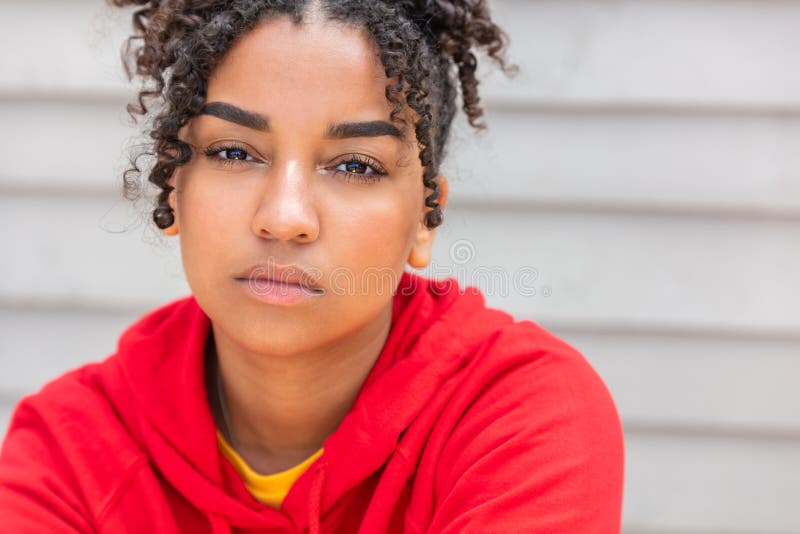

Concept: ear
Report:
left=407, top=176, right=449, bottom=269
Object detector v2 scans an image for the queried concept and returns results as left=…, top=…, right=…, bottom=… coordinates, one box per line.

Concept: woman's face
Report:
left=169, top=15, right=444, bottom=356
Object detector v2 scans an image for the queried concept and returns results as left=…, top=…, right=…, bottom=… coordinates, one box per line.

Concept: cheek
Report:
left=174, top=170, right=245, bottom=277
left=176, top=168, right=243, bottom=231
left=328, top=184, right=421, bottom=267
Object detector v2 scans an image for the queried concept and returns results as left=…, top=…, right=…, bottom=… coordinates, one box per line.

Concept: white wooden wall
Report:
left=1, top=1, right=798, bottom=532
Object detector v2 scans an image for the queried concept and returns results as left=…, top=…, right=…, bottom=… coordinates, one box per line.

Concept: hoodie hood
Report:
left=96, top=271, right=514, bottom=532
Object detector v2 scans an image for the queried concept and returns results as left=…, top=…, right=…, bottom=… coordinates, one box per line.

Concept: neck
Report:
left=207, top=303, right=392, bottom=474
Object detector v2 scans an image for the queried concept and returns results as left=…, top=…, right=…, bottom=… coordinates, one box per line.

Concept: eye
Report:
left=336, top=159, right=375, bottom=175
left=208, top=147, right=253, bottom=161
left=330, top=154, right=388, bottom=185
left=203, top=142, right=260, bottom=165
left=218, top=147, right=252, bottom=161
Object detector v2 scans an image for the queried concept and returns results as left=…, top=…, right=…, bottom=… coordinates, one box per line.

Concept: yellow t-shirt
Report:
left=216, top=430, right=324, bottom=509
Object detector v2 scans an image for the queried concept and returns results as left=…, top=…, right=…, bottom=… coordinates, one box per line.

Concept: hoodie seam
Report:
left=93, top=455, right=150, bottom=528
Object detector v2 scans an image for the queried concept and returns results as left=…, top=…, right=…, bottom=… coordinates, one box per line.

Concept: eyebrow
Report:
left=324, top=120, right=403, bottom=140
left=199, top=101, right=403, bottom=140
left=200, top=102, right=269, bottom=131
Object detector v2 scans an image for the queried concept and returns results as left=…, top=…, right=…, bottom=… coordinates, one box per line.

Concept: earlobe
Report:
left=162, top=223, right=179, bottom=236
left=407, top=245, right=430, bottom=270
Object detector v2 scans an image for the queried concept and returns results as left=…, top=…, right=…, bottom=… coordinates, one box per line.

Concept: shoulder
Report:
left=2, top=357, right=145, bottom=467
left=429, top=319, right=624, bottom=530
left=460, top=318, right=620, bottom=423
left=0, top=360, right=147, bottom=526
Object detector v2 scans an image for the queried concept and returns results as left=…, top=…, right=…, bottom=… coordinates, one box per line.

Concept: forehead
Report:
left=205, top=16, right=394, bottom=127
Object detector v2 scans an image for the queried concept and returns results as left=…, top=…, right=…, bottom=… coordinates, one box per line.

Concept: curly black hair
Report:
left=111, top=0, right=515, bottom=231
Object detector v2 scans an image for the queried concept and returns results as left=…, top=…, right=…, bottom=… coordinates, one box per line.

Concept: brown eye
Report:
left=337, top=160, right=373, bottom=174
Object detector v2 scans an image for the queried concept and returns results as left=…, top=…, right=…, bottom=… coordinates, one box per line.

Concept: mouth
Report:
left=233, top=262, right=326, bottom=302
left=236, top=276, right=325, bottom=295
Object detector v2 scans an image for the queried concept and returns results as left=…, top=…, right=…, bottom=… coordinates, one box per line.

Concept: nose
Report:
left=251, top=159, right=320, bottom=243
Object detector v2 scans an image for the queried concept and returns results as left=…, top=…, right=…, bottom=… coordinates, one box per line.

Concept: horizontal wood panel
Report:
left=425, top=205, right=800, bottom=333
left=488, top=0, right=800, bottom=109
left=561, top=329, right=800, bottom=432
left=0, top=193, right=190, bottom=309
left=445, top=110, right=800, bottom=216
left=0, top=0, right=797, bottom=109
left=0, top=308, right=142, bottom=395
left=0, top=101, right=135, bottom=192
left=3, top=100, right=800, bottom=216
left=624, top=431, right=800, bottom=533
left=0, top=0, right=130, bottom=96
left=1, top=308, right=798, bottom=434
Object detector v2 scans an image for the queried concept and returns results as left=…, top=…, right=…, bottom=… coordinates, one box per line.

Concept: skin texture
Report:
left=167, top=14, right=449, bottom=473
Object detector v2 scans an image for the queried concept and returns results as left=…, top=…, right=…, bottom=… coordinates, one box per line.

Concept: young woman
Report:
left=0, top=1, right=624, bottom=532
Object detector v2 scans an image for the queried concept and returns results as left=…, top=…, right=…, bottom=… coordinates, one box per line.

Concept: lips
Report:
left=234, top=262, right=324, bottom=293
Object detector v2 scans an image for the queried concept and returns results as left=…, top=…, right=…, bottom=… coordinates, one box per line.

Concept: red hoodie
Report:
left=0, top=272, right=624, bottom=533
